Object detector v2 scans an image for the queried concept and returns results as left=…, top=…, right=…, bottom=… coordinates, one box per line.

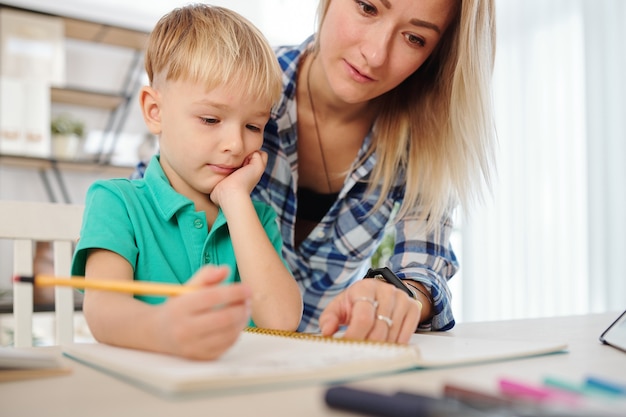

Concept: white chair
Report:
left=0, top=200, right=84, bottom=347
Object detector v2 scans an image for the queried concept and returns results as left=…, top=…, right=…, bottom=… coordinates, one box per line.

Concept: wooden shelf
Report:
left=51, top=87, right=125, bottom=110
left=0, top=5, right=149, bottom=51
left=0, top=154, right=135, bottom=177
left=63, top=17, right=149, bottom=50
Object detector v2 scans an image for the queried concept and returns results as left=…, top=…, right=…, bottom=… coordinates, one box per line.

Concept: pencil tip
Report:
left=13, top=275, right=34, bottom=284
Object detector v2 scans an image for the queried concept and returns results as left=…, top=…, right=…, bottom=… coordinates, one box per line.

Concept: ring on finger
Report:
left=353, top=296, right=379, bottom=309
left=376, top=314, right=393, bottom=328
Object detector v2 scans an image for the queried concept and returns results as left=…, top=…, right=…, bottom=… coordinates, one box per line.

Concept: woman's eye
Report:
left=201, top=117, right=218, bottom=125
left=406, top=33, right=426, bottom=48
left=356, top=0, right=377, bottom=16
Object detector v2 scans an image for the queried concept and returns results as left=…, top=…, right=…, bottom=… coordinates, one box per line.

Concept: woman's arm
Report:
left=389, top=212, right=458, bottom=331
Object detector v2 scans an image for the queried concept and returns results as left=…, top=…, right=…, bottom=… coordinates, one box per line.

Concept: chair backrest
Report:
left=0, top=200, right=84, bottom=347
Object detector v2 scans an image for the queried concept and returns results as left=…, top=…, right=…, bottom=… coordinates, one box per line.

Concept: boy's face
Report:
left=143, top=78, right=271, bottom=201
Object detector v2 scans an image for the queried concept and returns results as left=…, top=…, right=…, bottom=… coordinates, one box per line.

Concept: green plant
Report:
left=50, top=113, right=85, bottom=138
left=371, top=203, right=400, bottom=268
left=371, top=231, right=395, bottom=268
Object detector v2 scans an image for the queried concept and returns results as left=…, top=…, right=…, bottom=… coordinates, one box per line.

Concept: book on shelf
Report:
left=61, top=327, right=568, bottom=397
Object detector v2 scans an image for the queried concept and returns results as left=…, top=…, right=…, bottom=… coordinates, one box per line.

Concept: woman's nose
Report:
left=360, top=30, right=390, bottom=68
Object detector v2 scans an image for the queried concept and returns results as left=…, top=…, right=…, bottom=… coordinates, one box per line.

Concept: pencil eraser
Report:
left=13, top=275, right=34, bottom=283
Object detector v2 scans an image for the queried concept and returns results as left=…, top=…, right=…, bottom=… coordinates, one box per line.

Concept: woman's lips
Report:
left=344, top=59, right=375, bottom=83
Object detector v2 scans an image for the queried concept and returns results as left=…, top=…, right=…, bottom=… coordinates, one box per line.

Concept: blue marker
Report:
left=584, top=376, right=626, bottom=396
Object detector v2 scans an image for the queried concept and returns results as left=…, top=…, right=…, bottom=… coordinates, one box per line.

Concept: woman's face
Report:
left=317, top=0, right=456, bottom=104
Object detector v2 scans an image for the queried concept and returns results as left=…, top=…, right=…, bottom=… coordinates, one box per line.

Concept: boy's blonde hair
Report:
left=145, top=4, right=282, bottom=105
left=315, top=0, right=496, bottom=231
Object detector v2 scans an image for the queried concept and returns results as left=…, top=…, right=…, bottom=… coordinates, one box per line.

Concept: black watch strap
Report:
left=364, top=267, right=416, bottom=299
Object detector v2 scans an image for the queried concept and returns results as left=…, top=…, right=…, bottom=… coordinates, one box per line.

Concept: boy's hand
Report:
left=156, top=265, right=252, bottom=360
left=210, top=151, right=267, bottom=207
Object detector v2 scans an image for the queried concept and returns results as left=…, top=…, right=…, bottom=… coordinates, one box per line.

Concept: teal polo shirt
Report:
left=71, top=155, right=288, bottom=306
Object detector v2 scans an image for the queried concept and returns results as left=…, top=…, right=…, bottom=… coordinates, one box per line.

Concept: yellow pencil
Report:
left=14, top=274, right=195, bottom=297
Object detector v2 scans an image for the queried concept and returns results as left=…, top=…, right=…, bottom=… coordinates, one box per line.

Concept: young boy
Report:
left=71, top=5, right=302, bottom=360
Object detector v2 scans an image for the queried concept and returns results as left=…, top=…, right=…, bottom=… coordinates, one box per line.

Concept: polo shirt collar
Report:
left=143, top=155, right=194, bottom=220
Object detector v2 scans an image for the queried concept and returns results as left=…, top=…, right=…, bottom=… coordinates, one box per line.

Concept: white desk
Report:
left=1, top=312, right=624, bottom=417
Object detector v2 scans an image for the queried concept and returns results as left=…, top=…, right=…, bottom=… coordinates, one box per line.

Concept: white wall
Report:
left=0, top=0, right=318, bottom=44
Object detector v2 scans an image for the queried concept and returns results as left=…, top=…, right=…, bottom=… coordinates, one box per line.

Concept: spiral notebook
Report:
left=62, top=328, right=567, bottom=396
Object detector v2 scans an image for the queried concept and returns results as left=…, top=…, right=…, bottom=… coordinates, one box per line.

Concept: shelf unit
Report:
left=1, top=3, right=149, bottom=162
left=60, top=12, right=149, bottom=164
left=0, top=154, right=134, bottom=204
left=0, top=3, right=149, bottom=202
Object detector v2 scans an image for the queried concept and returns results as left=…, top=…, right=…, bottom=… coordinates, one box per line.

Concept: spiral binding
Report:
left=244, top=327, right=400, bottom=348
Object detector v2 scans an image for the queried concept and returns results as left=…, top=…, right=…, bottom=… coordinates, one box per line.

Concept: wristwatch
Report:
left=364, top=267, right=416, bottom=299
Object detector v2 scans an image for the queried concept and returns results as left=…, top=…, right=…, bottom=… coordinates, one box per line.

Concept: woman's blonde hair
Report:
left=145, top=4, right=282, bottom=105
left=316, top=0, right=497, bottom=231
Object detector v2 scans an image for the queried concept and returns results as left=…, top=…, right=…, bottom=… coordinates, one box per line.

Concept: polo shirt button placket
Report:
left=193, top=219, right=203, bottom=229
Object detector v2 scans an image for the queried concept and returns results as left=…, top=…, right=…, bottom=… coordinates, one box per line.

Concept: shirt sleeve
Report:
left=388, top=212, right=459, bottom=331
left=71, top=181, right=139, bottom=277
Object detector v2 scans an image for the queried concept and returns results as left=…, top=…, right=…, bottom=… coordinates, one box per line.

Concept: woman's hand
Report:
left=155, top=265, right=252, bottom=360
left=318, top=278, right=421, bottom=344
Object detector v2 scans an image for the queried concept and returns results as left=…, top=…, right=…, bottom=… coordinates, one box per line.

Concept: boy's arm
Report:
left=218, top=192, right=303, bottom=331
left=83, top=249, right=251, bottom=359
left=211, top=151, right=302, bottom=331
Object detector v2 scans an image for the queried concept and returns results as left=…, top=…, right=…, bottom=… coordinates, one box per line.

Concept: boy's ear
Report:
left=139, top=86, right=162, bottom=135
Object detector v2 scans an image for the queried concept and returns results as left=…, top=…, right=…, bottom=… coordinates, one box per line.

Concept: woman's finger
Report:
left=366, top=286, right=397, bottom=342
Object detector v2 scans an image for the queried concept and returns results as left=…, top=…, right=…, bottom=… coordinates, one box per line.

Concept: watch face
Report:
left=600, top=310, right=626, bottom=353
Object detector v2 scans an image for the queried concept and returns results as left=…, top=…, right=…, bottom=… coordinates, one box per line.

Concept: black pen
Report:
left=324, top=386, right=495, bottom=417
left=325, top=386, right=620, bottom=417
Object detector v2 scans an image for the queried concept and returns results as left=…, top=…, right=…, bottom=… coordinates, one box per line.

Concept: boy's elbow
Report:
left=263, top=302, right=303, bottom=332
left=276, top=316, right=301, bottom=332
left=286, top=308, right=303, bottom=332
left=275, top=305, right=303, bottom=332
left=288, top=297, right=304, bottom=331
